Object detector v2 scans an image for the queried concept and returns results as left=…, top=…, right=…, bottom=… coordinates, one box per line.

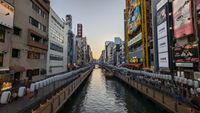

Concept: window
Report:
left=32, top=2, right=39, bottom=13
left=29, top=17, right=39, bottom=28
left=43, top=25, right=46, bottom=32
left=32, top=69, right=39, bottom=76
left=31, top=33, right=41, bottom=42
left=0, top=53, right=3, bottom=67
left=29, top=17, right=46, bottom=32
left=26, top=69, right=39, bottom=77
left=0, top=29, right=5, bottom=42
left=12, top=49, right=20, bottom=58
left=31, top=1, right=47, bottom=19
left=27, top=51, right=40, bottom=59
left=13, top=27, right=21, bottom=36
left=50, top=55, right=63, bottom=61
left=50, top=43, right=63, bottom=53
left=43, top=39, right=48, bottom=45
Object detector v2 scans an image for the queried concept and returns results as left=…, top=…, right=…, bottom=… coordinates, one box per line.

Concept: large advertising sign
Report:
left=174, top=44, right=199, bottom=64
left=128, top=0, right=141, bottom=35
left=0, top=0, right=14, bottom=28
left=157, top=1, right=169, bottom=68
left=173, top=0, right=193, bottom=39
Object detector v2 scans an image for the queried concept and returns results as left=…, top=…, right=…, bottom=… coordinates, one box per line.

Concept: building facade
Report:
left=66, top=15, right=74, bottom=67
left=47, top=8, right=68, bottom=75
left=0, top=0, right=14, bottom=92
left=124, top=0, right=152, bottom=70
left=11, top=0, right=50, bottom=81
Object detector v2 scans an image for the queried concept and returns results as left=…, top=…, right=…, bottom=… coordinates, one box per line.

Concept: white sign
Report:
left=0, top=1, right=14, bottom=28
left=157, top=21, right=167, bottom=39
left=158, top=36, right=168, bottom=53
left=158, top=52, right=169, bottom=68
left=157, top=0, right=168, bottom=10
left=128, top=32, right=142, bottom=47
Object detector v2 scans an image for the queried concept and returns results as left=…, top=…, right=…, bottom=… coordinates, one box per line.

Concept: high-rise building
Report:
left=66, top=15, right=75, bottom=67
left=47, top=8, right=68, bottom=75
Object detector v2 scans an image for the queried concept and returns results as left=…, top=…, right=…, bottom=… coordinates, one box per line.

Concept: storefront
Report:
left=0, top=68, right=12, bottom=93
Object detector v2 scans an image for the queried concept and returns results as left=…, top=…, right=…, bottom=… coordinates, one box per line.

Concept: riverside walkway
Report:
left=101, top=64, right=198, bottom=113
left=0, top=65, right=93, bottom=113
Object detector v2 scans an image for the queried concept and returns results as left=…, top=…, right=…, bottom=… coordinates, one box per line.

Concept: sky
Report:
left=51, top=0, right=125, bottom=59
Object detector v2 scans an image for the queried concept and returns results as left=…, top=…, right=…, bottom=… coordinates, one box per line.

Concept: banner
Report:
left=173, top=0, right=193, bottom=39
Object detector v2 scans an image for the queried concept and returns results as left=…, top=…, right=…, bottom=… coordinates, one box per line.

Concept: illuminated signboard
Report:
left=172, top=0, right=193, bottom=39
left=0, top=0, right=14, bottom=28
left=128, top=0, right=141, bottom=35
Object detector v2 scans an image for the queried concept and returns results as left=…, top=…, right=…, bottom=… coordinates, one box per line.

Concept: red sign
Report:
left=173, top=0, right=193, bottom=38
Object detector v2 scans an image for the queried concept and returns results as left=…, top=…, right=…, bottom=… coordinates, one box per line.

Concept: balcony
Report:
left=27, top=29, right=48, bottom=50
left=27, top=39, right=48, bottom=50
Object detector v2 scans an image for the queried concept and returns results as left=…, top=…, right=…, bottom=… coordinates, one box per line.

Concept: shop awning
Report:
left=9, top=65, right=26, bottom=73
left=0, top=68, right=9, bottom=72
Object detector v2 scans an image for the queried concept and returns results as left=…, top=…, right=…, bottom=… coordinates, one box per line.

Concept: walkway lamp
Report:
left=194, top=81, right=199, bottom=88
left=187, top=79, right=193, bottom=86
left=174, top=76, right=178, bottom=82
left=183, top=78, right=187, bottom=84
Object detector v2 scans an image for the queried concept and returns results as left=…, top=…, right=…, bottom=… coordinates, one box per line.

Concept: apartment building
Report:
left=11, top=0, right=50, bottom=81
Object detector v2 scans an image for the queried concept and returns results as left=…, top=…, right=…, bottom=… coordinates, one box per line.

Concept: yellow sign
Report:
left=1, top=82, right=12, bottom=91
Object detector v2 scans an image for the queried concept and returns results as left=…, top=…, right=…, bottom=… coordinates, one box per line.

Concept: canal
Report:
left=59, top=66, right=168, bottom=113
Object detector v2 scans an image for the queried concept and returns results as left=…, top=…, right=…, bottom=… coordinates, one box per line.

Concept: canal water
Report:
left=59, top=66, right=168, bottom=113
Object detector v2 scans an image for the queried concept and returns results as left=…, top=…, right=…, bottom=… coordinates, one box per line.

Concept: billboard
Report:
left=157, top=2, right=169, bottom=68
left=0, top=0, right=14, bottom=28
left=173, top=0, right=193, bottom=39
left=128, top=0, right=141, bottom=34
left=174, top=44, right=199, bottom=63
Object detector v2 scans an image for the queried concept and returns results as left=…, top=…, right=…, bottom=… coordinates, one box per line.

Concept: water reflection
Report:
left=59, top=66, right=168, bottom=113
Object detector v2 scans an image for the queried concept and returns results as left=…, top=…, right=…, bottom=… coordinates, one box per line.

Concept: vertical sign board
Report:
left=156, top=0, right=169, bottom=68
left=173, top=0, right=193, bottom=39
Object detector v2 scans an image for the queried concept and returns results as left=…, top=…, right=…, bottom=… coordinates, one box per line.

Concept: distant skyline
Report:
left=51, top=0, right=125, bottom=59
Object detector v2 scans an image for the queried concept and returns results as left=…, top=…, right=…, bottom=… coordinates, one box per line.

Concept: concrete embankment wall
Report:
left=32, top=68, right=93, bottom=113
left=115, top=73, right=194, bottom=113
